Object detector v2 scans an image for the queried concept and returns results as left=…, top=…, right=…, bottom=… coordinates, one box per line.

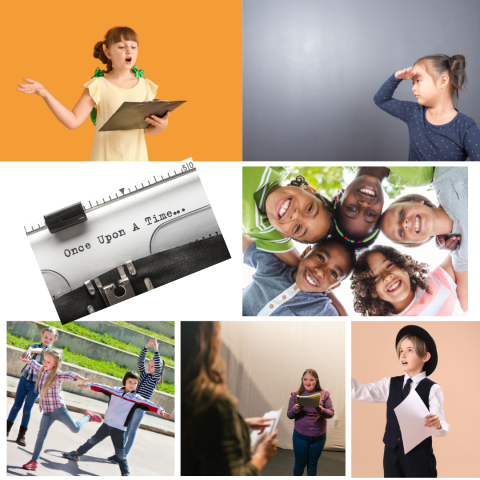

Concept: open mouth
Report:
left=387, top=279, right=402, bottom=293
left=277, top=198, right=292, bottom=219
left=358, top=186, right=376, bottom=197
left=415, top=215, right=421, bottom=234
left=402, top=361, right=408, bottom=365
left=125, top=56, right=132, bottom=64
left=304, top=269, right=318, bottom=287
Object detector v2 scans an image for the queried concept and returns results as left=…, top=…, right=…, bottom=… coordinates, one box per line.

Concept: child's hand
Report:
left=145, top=111, right=170, bottom=132
left=19, top=355, right=30, bottom=364
left=293, top=404, right=304, bottom=412
left=77, top=384, right=88, bottom=389
left=17, top=78, right=48, bottom=97
left=21, top=350, right=31, bottom=360
left=395, top=67, right=417, bottom=81
left=153, top=338, right=158, bottom=351
left=436, top=234, right=461, bottom=251
left=145, top=338, right=155, bottom=349
left=161, top=412, right=172, bottom=420
left=315, top=405, right=324, bottom=414
left=424, top=413, right=441, bottom=429
left=83, top=377, right=94, bottom=382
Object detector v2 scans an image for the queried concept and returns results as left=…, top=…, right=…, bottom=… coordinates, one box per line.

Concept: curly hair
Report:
left=351, top=245, right=432, bottom=316
left=286, top=175, right=335, bottom=244
left=312, top=237, right=357, bottom=278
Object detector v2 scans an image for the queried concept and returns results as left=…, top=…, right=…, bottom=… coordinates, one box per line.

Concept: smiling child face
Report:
left=303, top=373, right=317, bottom=392
left=42, top=353, right=56, bottom=371
left=398, top=338, right=429, bottom=376
left=411, top=63, right=443, bottom=106
left=381, top=201, right=435, bottom=244
left=295, top=240, right=352, bottom=293
left=337, top=175, right=384, bottom=239
left=147, top=359, right=155, bottom=375
left=41, top=331, right=56, bottom=347
left=265, top=186, right=331, bottom=243
left=367, top=251, right=413, bottom=307
left=106, top=38, right=138, bottom=71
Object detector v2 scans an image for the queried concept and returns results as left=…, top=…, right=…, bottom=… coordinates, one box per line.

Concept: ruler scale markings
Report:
left=25, top=163, right=196, bottom=236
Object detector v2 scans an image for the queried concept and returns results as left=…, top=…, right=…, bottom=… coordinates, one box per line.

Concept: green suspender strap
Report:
left=89, top=66, right=145, bottom=126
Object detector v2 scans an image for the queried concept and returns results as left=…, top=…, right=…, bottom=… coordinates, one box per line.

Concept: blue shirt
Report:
left=243, top=243, right=339, bottom=317
left=21, top=343, right=51, bottom=382
left=374, top=74, right=480, bottom=161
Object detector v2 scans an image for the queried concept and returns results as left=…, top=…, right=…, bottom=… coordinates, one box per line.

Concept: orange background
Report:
left=3, top=0, right=241, bottom=162
left=352, top=321, right=480, bottom=478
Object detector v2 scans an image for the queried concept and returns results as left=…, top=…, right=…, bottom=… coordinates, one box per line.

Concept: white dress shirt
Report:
left=352, top=372, right=450, bottom=437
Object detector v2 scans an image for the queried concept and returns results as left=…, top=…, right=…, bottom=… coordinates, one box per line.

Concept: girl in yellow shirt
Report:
left=16, top=26, right=169, bottom=162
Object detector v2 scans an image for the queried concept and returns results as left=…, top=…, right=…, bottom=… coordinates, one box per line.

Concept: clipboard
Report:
left=99, top=100, right=186, bottom=131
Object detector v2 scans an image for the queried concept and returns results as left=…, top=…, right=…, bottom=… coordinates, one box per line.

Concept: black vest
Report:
left=383, top=375, right=436, bottom=451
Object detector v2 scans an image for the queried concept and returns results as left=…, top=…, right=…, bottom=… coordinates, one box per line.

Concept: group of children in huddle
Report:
left=242, top=165, right=467, bottom=316
left=7, top=326, right=171, bottom=475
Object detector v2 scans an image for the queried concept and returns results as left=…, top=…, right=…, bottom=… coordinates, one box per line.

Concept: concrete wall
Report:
left=75, top=321, right=174, bottom=360
left=7, top=321, right=174, bottom=385
left=126, top=321, right=175, bottom=340
left=7, top=345, right=175, bottom=419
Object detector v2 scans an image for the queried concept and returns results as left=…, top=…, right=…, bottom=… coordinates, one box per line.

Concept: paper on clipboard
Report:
left=250, top=406, right=283, bottom=454
left=394, top=389, right=432, bottom=454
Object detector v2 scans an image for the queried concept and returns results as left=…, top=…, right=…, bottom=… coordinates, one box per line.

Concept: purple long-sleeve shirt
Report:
left=287, top=390, right=334, bottom=437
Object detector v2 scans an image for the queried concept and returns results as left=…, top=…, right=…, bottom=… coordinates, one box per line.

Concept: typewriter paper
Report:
left=394, top=389, right=432, bottom=454
left=27, top=161, right=221, bottom=299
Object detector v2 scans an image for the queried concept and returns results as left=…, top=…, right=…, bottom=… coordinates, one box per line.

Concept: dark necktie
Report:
left=402, top=378, right=413, bottom=399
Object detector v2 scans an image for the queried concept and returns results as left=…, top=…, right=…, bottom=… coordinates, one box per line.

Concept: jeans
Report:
left=292, top=429, right=327, bottom=476
left=32, top=407, right=90, bottom=462
left=124, top=408, right=145, bottom=456
left=77, top=423, right=129, bottom=476
left=7, top=377, right=40, bottom=428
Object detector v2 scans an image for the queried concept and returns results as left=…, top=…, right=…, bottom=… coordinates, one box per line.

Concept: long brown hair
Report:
left=35, top=349, right=62, bottom=397
left=181, top=322, right=232, bottom=418
left=93, top=26, right=139, bottom=75
left=296, top=368, right=323, bottom=395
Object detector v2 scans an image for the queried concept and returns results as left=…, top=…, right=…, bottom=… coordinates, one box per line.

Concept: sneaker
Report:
left=84, top=411, right=103, bottom=423
left=23, top=460, right=38, bottom=470
left=107, top=455, right=119, bottom=464
left=63, top=451, right=80, bottom=462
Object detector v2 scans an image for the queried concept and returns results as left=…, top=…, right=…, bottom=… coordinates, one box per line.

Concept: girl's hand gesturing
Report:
left=145, top=338, right=155, bottom=349
left=145, top=111, right=170, bottom=132
left=424, top=413, right=441, bottom=429
left=17, top=78, right=48, bottom=97
left=293, top=403, right=304, bottom=412
left=395, top=67, right=417, bottom=81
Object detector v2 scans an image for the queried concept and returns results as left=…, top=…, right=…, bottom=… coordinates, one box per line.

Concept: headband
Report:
left=333, top=203, right=379, bottom=244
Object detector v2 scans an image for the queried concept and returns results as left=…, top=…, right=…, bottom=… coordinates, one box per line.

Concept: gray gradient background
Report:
left=243, top=0, right=480, bottom=162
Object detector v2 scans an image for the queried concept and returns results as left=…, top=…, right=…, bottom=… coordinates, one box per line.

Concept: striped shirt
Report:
left=26, top=360, right=78, bottom=413
left=242, top=166, right=295, bottom=253
left=136, top=348, right=162, bottom=400
left=388, top=266, right=465, bottom=317
left=21, top=343, right=51, bottom=382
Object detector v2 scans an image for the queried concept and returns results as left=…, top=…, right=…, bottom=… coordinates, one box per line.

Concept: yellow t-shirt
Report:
left=84, top=77, right=158, bottom=162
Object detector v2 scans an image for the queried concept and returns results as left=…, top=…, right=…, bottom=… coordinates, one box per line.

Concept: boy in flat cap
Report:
left=352, top=325, right=449, bottom=478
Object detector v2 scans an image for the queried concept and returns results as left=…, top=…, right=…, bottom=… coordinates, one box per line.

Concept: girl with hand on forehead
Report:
left=16, top=26, right=169, bottom=162
left=374, top=54, right=480, bottom=161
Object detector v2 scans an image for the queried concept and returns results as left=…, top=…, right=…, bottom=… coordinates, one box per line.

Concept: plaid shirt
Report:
left=21, top=343, right=51, bottom=382
left=26, top=360, right=78, bottom=413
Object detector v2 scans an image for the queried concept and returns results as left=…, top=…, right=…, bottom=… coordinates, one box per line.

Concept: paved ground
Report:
left=6, top=380, right=175, bottom=476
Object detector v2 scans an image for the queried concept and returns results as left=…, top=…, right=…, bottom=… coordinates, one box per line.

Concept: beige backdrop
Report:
left=352, top=321, right=480, bottom=478
left=220, top=321, right=345, bottom=451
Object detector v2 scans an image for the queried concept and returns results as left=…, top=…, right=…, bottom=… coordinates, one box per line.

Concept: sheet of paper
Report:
left=394, top=389, right=432, bottom=454
left=297, top=393, right=321, bottom=408
left=28, top=168, right=220, bottom=298
left=250, top=406, right=283, bottom=454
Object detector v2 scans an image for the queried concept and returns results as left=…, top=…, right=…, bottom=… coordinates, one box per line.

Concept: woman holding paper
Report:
left=181, top=321, right=278, bottom=476
left=287, top=368, right=335, bottom=476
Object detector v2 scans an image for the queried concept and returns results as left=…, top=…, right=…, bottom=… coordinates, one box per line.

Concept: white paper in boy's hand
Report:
left=250, top=406, right=283, bottom=454
left=394, top=390, right=432, bottom=454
